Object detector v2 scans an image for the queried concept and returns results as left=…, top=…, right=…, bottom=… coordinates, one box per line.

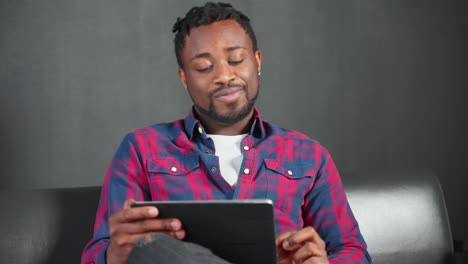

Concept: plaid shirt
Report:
left=82, top=109, right=371, bottom=264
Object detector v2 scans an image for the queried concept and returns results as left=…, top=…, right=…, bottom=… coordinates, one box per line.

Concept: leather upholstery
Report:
left=343, top=170, right=454, bottom=264
left=0, top=187, right=100, bottom=264
left=0, top=171, right=455, bottom=263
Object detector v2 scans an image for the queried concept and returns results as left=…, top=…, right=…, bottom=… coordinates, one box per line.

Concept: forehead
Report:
left=182, top=20, right=252, bottom=57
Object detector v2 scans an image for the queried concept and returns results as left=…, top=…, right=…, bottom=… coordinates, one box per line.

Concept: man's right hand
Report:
left=106, top=199, right=186, bottom=264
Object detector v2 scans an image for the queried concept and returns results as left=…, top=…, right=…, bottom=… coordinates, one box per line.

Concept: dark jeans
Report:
left=126, top=233, right=233, bottom=264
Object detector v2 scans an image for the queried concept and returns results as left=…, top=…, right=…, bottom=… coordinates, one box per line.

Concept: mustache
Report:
left=211, top=82, right=246, bottom=97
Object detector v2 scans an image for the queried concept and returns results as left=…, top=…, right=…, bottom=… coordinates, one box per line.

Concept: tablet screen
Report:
left=132, top=199, right=277, bottom=264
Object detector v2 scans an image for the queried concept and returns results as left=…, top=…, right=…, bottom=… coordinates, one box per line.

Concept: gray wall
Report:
left=1, top=0, right=467, bottom=241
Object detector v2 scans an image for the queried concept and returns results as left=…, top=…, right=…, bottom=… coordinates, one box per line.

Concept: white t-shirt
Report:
left=206, top=134, right=247, bottom=186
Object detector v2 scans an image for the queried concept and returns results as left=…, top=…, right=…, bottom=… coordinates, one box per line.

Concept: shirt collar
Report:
left=184, top=107, right=266, bottom=140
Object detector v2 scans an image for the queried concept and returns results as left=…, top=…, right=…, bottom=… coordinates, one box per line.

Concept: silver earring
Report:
left=258, top=72, right=261, bottom=76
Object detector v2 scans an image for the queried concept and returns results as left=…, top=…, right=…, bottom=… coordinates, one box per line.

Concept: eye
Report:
left=228, top=59, right=244, bottom=65
left=196, top=65, right=213, bottom=73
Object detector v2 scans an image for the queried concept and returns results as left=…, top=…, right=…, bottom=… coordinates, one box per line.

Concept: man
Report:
left=82, top=2, right=371, bottom=264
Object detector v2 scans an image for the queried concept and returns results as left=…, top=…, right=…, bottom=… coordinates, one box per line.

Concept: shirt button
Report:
left=205, top=150, right=212, bottom=154
left=243, top=146, right=250, bottom=151
left=198, top=126, right=203, bottom=134
left=287, top=170, right=293, bottom=176
left=243, top=168, right=250, bottom=174
left=211, top=167, right=217, bottom=173
left=171, top=167, right=177, bottom=172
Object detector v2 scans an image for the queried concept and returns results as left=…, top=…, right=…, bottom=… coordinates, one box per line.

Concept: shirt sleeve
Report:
left=302, top=147, right=372, bottom=264
left=81, top=133, right=151, bottom=264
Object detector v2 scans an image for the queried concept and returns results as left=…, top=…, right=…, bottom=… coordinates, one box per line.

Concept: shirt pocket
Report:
left=146, top=154, right=201, bottom=200
left=264, top=158, right=316, bottom=218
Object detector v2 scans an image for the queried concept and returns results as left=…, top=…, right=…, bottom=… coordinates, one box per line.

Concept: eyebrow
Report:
left=225, top=46, right=244, bottom=52
left=190, top=46, right=246, bottom=61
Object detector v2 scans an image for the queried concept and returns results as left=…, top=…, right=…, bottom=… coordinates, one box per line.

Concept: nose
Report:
left=213, top=62, right=235, bottom=85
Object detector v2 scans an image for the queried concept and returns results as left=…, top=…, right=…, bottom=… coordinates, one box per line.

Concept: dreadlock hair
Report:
left=172, top=2, right=258, bottom=69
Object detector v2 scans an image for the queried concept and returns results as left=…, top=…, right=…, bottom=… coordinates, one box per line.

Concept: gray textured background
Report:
left=1, top=0, right=467, bottom=241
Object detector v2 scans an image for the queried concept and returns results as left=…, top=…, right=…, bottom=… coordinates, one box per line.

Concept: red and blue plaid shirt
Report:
left=82, top=109, right=371, bottom=264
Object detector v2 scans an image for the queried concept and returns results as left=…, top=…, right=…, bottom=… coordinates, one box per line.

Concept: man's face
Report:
left=178, top=20, right=262, bottom=125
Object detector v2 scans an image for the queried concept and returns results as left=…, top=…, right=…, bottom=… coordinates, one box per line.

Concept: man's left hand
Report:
left=276, top=226, right=329, bottom=264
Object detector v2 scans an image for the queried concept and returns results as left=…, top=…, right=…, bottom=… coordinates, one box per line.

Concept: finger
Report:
left=118, top=218, right=183, bottom=234
left=113, top=206, right=159, bottom=223
left=114, top=230, right=186, bottom=250
left=276, top=230, right=295, bottom=246
left=291, top=241, right=326, bottom=263
left=283, top=226, right=325, bottom=251
left=276, top=231, right=296, bottom=262
left=169, top=229, right=186, bottom=240
left=138, top=230, right=186, bottom=240
left=123, top=199, right=137, bottom=209
left=110, top=228, right=185, bottom=252
left=111, top=232, right=149, bottom=248
left=302, top=257, right=327, bottom=264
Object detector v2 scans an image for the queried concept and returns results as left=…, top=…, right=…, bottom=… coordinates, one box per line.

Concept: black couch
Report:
left=0, top=171, right=465, bottom=264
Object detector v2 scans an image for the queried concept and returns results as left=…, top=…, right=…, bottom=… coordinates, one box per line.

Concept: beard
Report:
left=192, top=85, right=259, bottom=125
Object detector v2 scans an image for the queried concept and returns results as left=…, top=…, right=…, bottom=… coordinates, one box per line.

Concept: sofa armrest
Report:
left=454, top=240, right=468, bottom=264
left=343, top=170, right=454, bottom=264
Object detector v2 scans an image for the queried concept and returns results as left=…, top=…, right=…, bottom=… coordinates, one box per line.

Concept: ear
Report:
left=254, top=50, right=262, bottom=74
left=177, top=68, right=188, bottom=91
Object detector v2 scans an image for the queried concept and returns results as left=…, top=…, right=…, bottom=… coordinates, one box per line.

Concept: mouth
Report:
left=213, top=87, right=244, bottom=103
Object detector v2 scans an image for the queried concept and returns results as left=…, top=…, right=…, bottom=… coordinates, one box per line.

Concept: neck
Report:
left=196, top=110, right=254, bottom=136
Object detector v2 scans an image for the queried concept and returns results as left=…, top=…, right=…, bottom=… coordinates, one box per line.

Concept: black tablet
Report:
left=131, top=199, right=277, bottom=264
